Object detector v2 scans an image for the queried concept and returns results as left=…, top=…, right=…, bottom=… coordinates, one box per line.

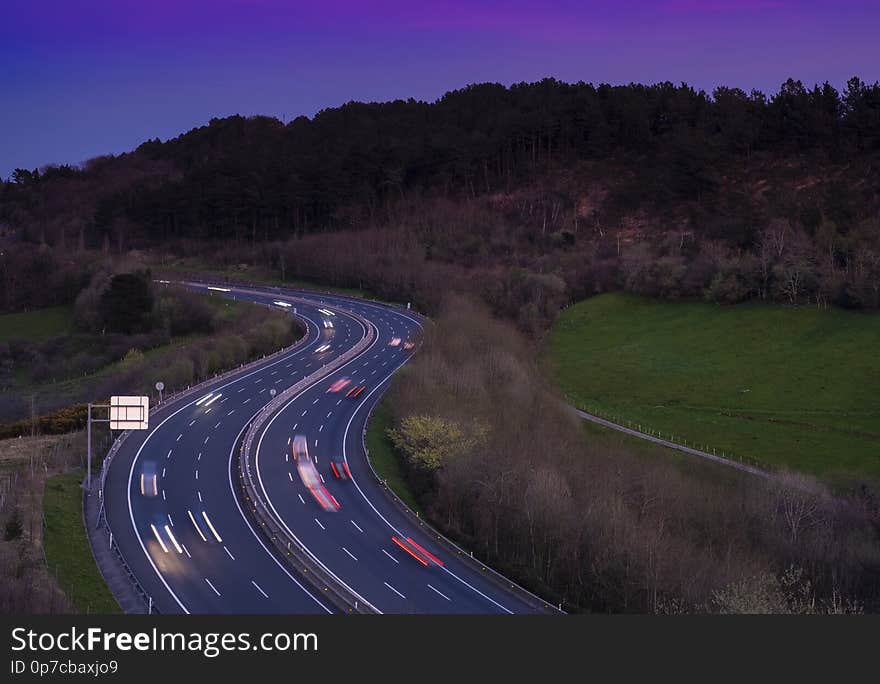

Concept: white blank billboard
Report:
left=110, top=396, right=149, bottom=430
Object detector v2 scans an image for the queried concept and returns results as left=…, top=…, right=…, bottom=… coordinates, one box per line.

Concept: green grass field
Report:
left=546, top=293, right=880, bottom=485
left=42, top=471, right=120, bottom=613
left=365, top=399, right=422, bottom=515
left=0, top=306, right=73, bottom=342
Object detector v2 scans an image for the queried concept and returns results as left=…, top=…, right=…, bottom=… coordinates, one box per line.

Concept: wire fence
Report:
left=577, top=404, right=771, bottom=478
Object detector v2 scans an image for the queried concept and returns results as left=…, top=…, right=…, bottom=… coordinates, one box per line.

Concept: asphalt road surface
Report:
left=103, top=283, right=546, bottom=614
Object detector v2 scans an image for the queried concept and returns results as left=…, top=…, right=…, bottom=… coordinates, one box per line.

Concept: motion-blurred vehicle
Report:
left=296, top=455, right=340, bottom=512
left=345, top=384, right=366, bottom=399
left=330, top=460, right=351, bottom=480
left=326, top=377, right=352, bottom=393
left=149, top=515, right=183, bottom=554
left=388, top=337, right=401, bottom=347
left=322, top=319, right=334, bottom=329
left=292, top=434, right=309, bottom=461
left=403, top=341, right=415, bottom=350
left=391, top=536, right=444, bottom=567
left=140, top=462, right=158, bottom=497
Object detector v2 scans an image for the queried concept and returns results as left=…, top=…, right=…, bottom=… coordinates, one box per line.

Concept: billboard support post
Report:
left=83, top=396, right=149, bottom=493
left=87, top=403, right=92, bottom=490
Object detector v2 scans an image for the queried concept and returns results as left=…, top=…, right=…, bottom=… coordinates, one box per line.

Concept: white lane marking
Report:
left=255, top=378, right=263, bottom=384
left=195, top=469, right=199, bottom=480
left=224, top=546, right=236, bottom=561
left=337, top=399, right=342, bottom=406
left=275, top=379, right=283, bottom=384
left=384, top=582, right=406, bottom=599
left=166, top=449, right=172, bottom=459
left=351, top=520, right=364, bottom=533
left=327, top=412, right=332, bottom=418
left=167, top=513, right=174, bottom=527
left=188, top=510, right=208, bottom=542
left=252, top=580, right=269, bottom=599
left=197, top=491, right=202, bottom=502
left=198, top=452, right=202, bottom=461
left=312, top=398, right=319, bottom=405
left=319, top=473, right=325, bottom=484
left=288, top=472, right=293, bottom=481
left=301, top=410, right=308, bottom=417
left=162, top=490, right=166, bottom=501
left=293, top=423, right=298, bottom=430
left=287, top=437, right=291, bottom=445
left=319, top=424, right=323, bottom=432
left=382, top=549, right=399, bottom=564
left=271, top=370, right=278, bottom=375
left=342, top=547, right=358, bottom=561
left=259, top=388, right=267, bottom=394
left=176, top=434, right=182, bottom=442
left=189, top=420, right=196, bottom=427
left=243, top=398, right=251, bottom=404
left=238, top=387, right=246, bottom=393
left=162, top=467, right=166, bottom=477
left=204, top=436, right=210, bottom=444
left=315, top=518, right=325, bottom=530
left=428, top=584, right=451, bottom=601
left=182, top=544, right=192, bottom=559
left=298, top=494, right=305, bottom=504
left=227, top=409, right=235, bottom=416
left=214, top=421, right=221, bottom=429
left=205, top=578, right=221, bottom=597
left=314, top=439, right=318, bottom=448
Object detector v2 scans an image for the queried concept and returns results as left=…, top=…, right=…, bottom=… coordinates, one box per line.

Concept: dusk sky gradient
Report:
left=2, top=1, right=878, bottom=179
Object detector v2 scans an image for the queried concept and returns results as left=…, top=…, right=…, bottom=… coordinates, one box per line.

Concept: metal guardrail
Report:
left=236, top=302, right=378, bottom=613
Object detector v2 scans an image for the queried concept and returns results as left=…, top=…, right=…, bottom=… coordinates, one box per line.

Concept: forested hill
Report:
left=1, top=77, right=879, bottom=319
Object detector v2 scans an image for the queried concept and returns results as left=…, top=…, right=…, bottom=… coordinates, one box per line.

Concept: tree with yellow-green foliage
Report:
left=387, top=415, right=486, bottom=471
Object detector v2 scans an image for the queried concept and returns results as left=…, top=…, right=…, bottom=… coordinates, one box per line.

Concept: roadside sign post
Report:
left=155, top=381, right=165, bottom=404
left=84, top=396, right=150, bottom=491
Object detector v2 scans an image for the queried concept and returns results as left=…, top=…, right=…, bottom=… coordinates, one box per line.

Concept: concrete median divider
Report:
left=235, top=298, right=379, bottom=613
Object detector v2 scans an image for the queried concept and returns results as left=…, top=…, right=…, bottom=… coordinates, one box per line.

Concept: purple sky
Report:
left=2, top=1, right=877, bottom=179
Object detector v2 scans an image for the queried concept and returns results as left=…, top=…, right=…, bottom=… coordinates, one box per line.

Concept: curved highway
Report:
left=103, top=283, right=548, bottom=614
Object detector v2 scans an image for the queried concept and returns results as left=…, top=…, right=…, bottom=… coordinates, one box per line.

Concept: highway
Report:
left=102, top=283, right=549, bottom=614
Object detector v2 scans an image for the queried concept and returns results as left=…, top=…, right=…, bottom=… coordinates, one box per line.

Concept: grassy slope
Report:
left=42, top=470, right=120, bottom=613
left=0, top=306, right=73, bottom=342
left=547, top=292, right=880, bottom=485
left=1, top=295, right=300, bottom=424
left=365, top=398, right=422, bottom=515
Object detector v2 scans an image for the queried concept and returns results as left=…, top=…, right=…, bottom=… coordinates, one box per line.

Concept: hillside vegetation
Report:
left=547, top=293, right=880, bottom=484
left=1, top=78, right=878, bottom=332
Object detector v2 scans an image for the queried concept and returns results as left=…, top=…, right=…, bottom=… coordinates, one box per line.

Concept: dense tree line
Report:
left=2, top=77, right=878, bottom=253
